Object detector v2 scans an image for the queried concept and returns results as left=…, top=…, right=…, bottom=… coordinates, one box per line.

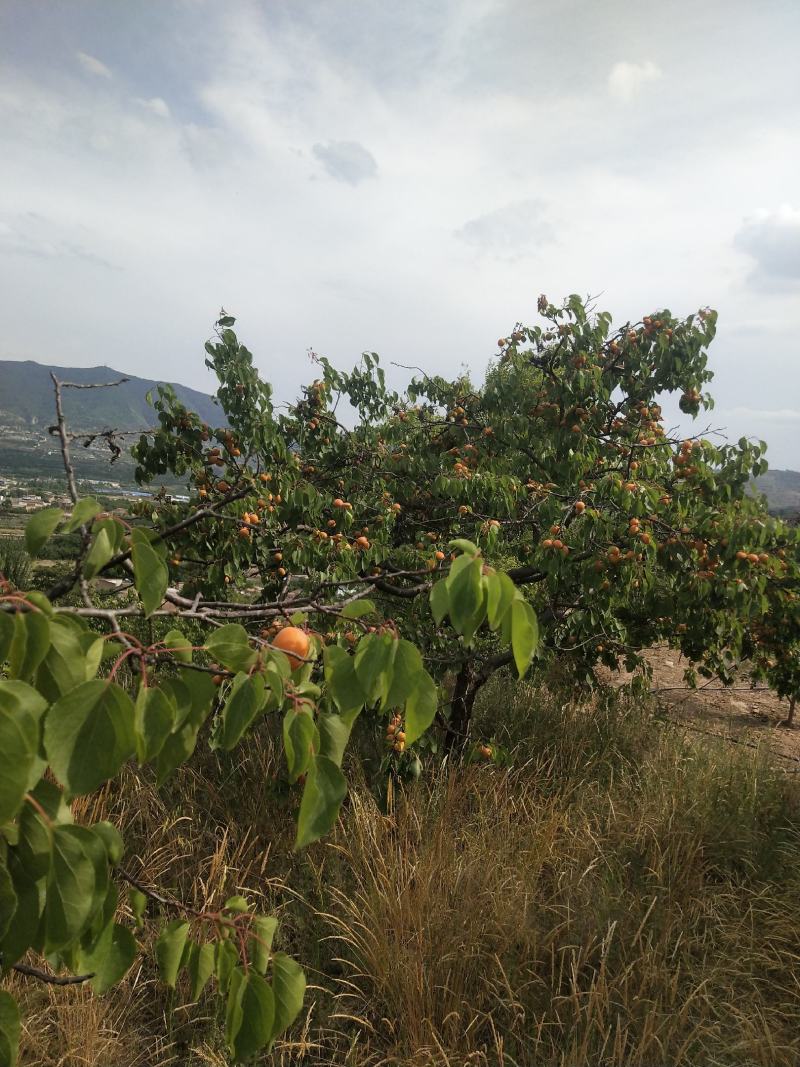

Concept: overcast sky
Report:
left=1, top=0, right=798, bottom=466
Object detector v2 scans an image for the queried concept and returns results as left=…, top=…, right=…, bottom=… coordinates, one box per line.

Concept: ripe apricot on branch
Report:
left=272, top=626, right=310, bottom=670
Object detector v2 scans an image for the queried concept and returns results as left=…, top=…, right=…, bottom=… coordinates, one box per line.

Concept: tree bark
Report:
left=443, top=649, right=516, bottom=755
left=782, top=696, right=796, bottom=728
left=444, top=661, right=479, bottom=754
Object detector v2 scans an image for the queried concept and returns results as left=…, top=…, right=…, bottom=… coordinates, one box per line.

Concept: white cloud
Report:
left=135, top=97, right=171, bottom=119
left=734, top=205, right=800, bottom=289
left=0, top=213, right=116, bottom=269
left=312, top=140, right=378, bottom=185
left=608, top=60, right=661, bottom=102
left=455, top=200, right=555, bottom=260
left=76, top=51, right=112, bottom=79
left=716, top=407, right=800, bottom=424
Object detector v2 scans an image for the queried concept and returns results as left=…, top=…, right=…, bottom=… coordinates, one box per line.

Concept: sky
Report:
left=0, top=0, right=798, bottom=466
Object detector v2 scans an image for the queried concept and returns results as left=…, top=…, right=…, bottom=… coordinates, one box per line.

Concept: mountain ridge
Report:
left=0, top=358, right=219, bottom=431
left=0, top=360, right=797, bottom=514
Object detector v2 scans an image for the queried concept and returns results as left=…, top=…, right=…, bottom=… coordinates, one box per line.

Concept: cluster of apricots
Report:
left=385, top=712, right=406, bottom=753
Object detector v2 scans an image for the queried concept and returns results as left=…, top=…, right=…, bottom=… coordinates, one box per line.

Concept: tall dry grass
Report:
left=7, top=679, right=800, bottom=1066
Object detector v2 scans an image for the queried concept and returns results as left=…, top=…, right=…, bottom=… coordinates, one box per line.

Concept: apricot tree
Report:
left=130, top=297, right=800, bottom=748
left=3, top=290, right=798, bottom=1062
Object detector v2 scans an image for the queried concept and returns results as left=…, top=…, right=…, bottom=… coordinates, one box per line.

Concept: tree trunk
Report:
left=782, top=696, right=796, bottom=728
left=443, top=649, right=517, bottom=756
left=443, top=661, right=479, bottom=755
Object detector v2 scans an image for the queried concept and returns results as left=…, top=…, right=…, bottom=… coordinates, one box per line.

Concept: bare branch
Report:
left=59, top=377, right=130, bottom=390
left=49, top=372, right=80, bottom=505
left=12, top=962, right=94, bottom=986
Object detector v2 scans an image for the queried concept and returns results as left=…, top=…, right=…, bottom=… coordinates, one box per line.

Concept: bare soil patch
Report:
left=604, top=646, right=800, bottom=765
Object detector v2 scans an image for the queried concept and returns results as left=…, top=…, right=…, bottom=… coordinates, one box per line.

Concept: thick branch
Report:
left=12, top=962, right=94, bottom=986
left=59, top=377, right=130, bottom=390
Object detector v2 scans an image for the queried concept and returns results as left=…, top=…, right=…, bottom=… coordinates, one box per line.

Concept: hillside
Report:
left=0, top=359, right=219, bottom=489
left=0, top=359, right=219, bottom=431
left=753, top=468, right=800, bottom=517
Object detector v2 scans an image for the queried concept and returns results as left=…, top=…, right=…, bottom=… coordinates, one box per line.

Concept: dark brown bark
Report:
left=443, top=649, right=516, bottom=755
left=782, top=696, right=796, bottom=728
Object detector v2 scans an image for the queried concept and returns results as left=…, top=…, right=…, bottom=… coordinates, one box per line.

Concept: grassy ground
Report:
left=7, top=676, right=800, bottom=1066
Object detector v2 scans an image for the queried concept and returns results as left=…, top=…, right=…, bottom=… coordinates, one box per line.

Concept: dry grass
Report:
left=7, top=680, right=800, bottom=1066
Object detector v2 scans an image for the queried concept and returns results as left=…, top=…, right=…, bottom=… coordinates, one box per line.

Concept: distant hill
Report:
left=0, top=359, right=219, bottom=431
left=753, top=469, right=800, bottom=517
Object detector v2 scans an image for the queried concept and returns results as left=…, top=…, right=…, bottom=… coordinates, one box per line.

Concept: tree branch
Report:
left=12, top=962, right=94, bottom=986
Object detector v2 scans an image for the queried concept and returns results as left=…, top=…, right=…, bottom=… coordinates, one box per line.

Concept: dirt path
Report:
left=605, top=647, right=800, bottom=766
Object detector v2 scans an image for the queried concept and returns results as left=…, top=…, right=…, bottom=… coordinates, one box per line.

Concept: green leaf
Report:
left=155, top=919, right=190, bottom=989
left=486, top=571, right=516, bottom=630
left=36, top=616, right=91, bottom=700
left=8, top=610, right=50, bottom=682
left=225, top=895, right=250, bottom=913
left=323, top=645, right=366, bottom=715
left=384, top=640, right=424, bottom=708
left=214, top=938, right=238, bottom=992
left=44, top=680, right=136, bottom=795
left=187, top=941, right=215, bottom=1001
left=16, top=778, right=65, bottom=884
left=176, top=668, right=216, bottom=725
left=0, top=614, right=13, bottom=665
left=354, top=633, right=396, bottom=706
left=226, top=969, right=275, bottom=1061
left=25, top=508, right=63, bottom=556
left=339, top=598, right=376, bottom=619
left=448, top=538, right=480, bottom=557
left=45, top=826, right=99, bottom=951
left=0, top=849, right=18, bottom=944
left=205, top=624, right=258, bottom=672
left=249, top=915, right=278, bottom=974
left=0, top=849, right=43, bottom=966
left=0, top=682, right=43, bottom=824
left=214, top=673, right=266, bottom=751
left=271, top=952, right=306, bottom=1040
left=510, top=599, right=539, bottom=679
left=24, top=591, right=53, bottom=617
left=283, top=707, right=318, bottom=783
left=404, top=671, right=438, bottom=745
left=317, top=712, right=355, bottom=768
left=131, top=534, right=168, bottom=618
left=163, top=628, right=192, bottom=664
left=429, top=580, right=450, bottom=625
left=0, top=991, right=20, bottom=1067
left=294, top=755, right=348, bottom=850
left=134, top=687, right=176, bottom=763
left=154, top=716, right=206, bottom=787
left=81, top=921, right=137, bottom=995
left=62, top=498, right=102, bottom=534
left=129, top=887, right=147, bottom=927
left=91, top=822, right=124, bottom=867
left=83, top=525, right=115, bottom=580
left=446, top=557, right=483, bottom=637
